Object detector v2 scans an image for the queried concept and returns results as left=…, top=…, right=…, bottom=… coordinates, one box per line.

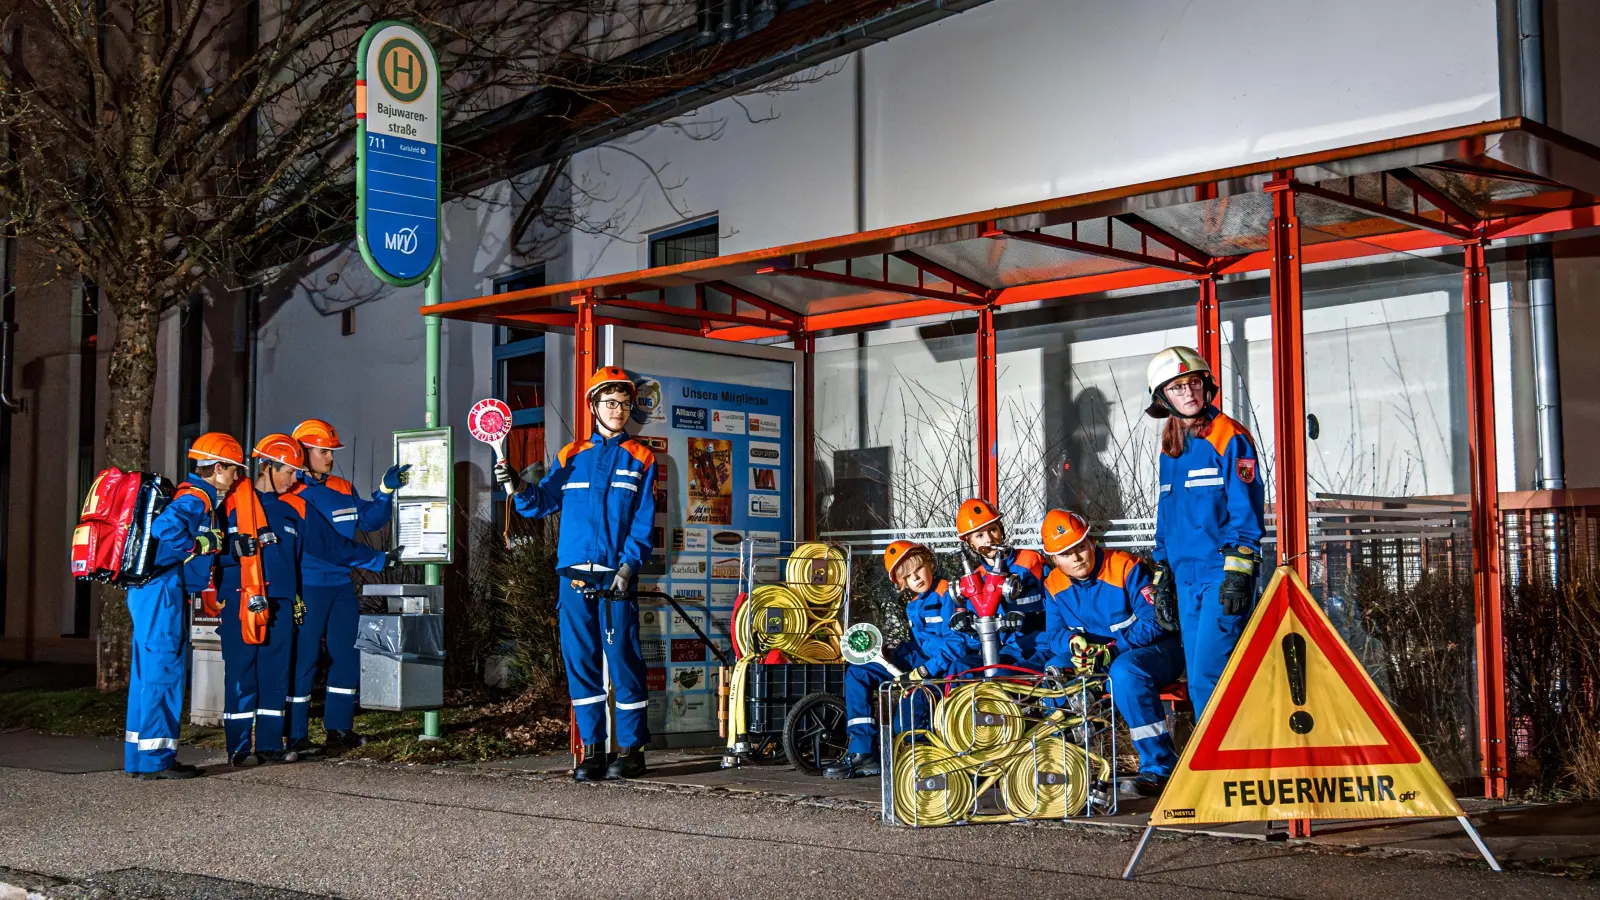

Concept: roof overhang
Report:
left=426, top=118, right=1600, bottom=339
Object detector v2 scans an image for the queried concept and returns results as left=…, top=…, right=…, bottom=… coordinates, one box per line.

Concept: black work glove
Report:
left=947, top=608, right=975, bottom=634
left=229, top=533, right=258, bottom=558
left=1219, top=546, right=1258, bottom=616
left=1152, top=560, right=1179, bottom=631
left=1000, top=610, right=1026, bottom=633
left=384, top=546, right=407, bottom=568
left=493, top=460, right=522, bottom=492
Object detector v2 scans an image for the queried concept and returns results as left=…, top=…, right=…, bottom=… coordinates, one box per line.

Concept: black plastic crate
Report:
left=744, top=662, right=845, bottom=735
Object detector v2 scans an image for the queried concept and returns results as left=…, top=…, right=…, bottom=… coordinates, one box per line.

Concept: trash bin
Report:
left=357, top=584, right=444, bottom=711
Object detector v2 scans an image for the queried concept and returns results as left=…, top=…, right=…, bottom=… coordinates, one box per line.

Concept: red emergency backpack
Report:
left=70, top=468, right=176, bottom=586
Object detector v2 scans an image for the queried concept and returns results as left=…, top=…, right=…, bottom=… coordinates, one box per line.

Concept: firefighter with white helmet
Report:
left=496, top=366, right=658, bottom=781
left=1038, top=509, right=1183, bottom=796
left=1144, top=347, right=1266, bottom=718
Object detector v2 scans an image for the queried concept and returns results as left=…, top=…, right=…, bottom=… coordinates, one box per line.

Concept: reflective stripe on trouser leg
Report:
left=251, top=599, right=295, bottom=752
left=289, top=582, right=337, bottom=741
left=126, top=577, right=187, bottom=773
left=559, top=579, right=611, bottom=746
left=603, top=594, right=650, bottom=749
left=219, top=602, right=260, bottom=757
left=1174, top=570, right=1246, bottom=718
left=312, top=583, right=362, bottom=732
left=1107, top=640, right=1185, bottom=776
left=843, top=660, right=894, bottom=754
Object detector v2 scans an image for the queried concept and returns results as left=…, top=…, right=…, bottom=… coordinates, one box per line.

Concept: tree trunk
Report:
left=96, top=297, right=163, bottom=691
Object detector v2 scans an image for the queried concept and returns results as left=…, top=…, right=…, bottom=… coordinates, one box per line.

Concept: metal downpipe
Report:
left=1518, top=0, right=1564, bottom=489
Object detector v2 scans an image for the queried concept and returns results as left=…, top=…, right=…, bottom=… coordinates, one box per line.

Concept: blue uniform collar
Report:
left=183, top=474, right=221, bottom=505
left=298, top=470, right=327, bottom=487
left=590, top=429, right=631, bottom=448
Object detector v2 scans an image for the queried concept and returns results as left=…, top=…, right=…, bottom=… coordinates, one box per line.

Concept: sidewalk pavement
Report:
left=473, top=746, right=1600, bottom=870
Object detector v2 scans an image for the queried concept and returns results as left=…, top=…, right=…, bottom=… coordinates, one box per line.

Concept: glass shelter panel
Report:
left=994, top=290, right=1197, bottom=549
left=1295, top=221, right=1479, bottom=783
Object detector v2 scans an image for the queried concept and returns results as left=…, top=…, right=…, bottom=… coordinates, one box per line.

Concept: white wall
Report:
left=564, top=0, right=1502, bottom=282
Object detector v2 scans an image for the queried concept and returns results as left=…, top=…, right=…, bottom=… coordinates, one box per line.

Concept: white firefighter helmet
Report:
left=1145, top=346, right=1216, bottom=419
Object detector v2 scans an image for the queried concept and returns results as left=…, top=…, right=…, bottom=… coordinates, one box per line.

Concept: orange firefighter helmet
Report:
left=586, top=366, right=637, bottom=401
left=187, top=432, right=246, bottom=467
left=1041, top=509, right=1093, bottom=555
left=291, top=418, right=344, bottom=450
left=253, top=433, right=306, bottom=471
left=955, top=498, right=1002, bottom=538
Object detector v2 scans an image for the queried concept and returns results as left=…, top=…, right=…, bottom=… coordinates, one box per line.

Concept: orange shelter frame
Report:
left=431, top=118, right=1600, bottom=799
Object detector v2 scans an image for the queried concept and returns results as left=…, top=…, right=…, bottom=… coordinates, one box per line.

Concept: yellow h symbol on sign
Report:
left=377, top=37, right=427, bottom=103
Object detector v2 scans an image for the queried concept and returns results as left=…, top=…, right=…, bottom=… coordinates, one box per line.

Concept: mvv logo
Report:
left=384, top=225, right=420, bottom=255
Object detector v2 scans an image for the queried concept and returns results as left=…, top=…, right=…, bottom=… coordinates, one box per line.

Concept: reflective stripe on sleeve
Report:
left=1187, top=467, right=1219, bottom=477
left=137, top=737, right=178, bottom=751
left=922, top=616, right=943, bottom=623
left=1185, top=477, right=1224, bottom=488
left=614, top=469, right=644, bottom=479
left=847, top=717, right=874, bottom=727
left=326, top=686, right=357, bottom=695
left=224, top=712, right=257, bottom=720
left=1109, top=613, right=1138, bottom=632
left=125, top=731, right=139, bottom=743
left=288, top=696, right=311, bottom=704
left=562, top=482, right=591, bottom=491
left=615, top=699, right=650, bottom=711
left=610, top=481, right=639, bottom=492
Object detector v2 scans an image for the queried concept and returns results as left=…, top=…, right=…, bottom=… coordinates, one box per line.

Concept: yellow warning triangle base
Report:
left=1150, top=566, right=1462, bottom=825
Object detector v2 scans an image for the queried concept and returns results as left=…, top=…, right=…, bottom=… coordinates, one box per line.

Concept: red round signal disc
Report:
left=467, top=398, right=513, bottom=444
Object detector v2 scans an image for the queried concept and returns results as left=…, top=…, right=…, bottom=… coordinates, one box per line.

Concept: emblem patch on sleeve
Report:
left=1140, top=584, right=1156, bottom=605
left=1236, top=458, right=1257, bottom=484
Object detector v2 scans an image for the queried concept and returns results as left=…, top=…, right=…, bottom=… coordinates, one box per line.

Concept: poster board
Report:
left=392, top=427, right=453, bottom=564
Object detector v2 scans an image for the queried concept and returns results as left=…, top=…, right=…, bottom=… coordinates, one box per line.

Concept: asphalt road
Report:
left=0, top=760, right=1590, bottom=900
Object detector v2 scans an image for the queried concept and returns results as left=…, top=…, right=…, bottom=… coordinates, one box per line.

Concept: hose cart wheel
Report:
left=782, top=692, right=849, bottom=776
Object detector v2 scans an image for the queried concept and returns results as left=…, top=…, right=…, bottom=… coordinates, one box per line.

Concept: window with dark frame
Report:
left=649, top=218, right=719, bottom=268
left=340, top=307, right=355, bottom=336
left=493, top=266, right=547, bottom=516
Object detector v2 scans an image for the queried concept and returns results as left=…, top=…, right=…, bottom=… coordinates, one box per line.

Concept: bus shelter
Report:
left=425, top=117, right=1600, bottom=798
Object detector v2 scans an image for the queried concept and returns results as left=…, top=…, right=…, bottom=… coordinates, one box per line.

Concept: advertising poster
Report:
left=631, top=370, right=792, bottom=734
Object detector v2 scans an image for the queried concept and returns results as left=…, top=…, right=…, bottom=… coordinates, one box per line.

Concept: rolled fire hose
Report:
left=785, top=542, right=848, bottom=608
left=735, top=585, right=841, bottom=663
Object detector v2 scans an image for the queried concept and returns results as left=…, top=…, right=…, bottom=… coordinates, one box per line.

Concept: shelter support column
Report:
left=977, top=306, right=998, bottom=504
left=1266, top=177, right=1309, bottom=838
left=574, top=291, right=596, bottom=440
left=1196, top=275, right=1222, bottom=405
left=797, top=330, right=817, bottom=539
left=1464, top=239, right=1507, bottom=799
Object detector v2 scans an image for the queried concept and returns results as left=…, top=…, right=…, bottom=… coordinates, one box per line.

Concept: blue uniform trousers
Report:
left=290, top=582, right=362, bottom=737
left=1107, top=638, right=1185, bottom=776
left=843, top=651, right=938, bottom=755
left=1174, top=562, right=1250, bottom=718
left=124, top=576, right=188, bottom=773
left=219, top=596, right=294, bottom=756
left=560, top=578, right=650, bottom=749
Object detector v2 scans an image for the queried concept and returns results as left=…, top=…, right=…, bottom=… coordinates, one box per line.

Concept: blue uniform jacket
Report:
left=219, top=490, right=387, bottom=599
left=1041, top=548, right=1169, bottom=670
left=511, top=431, right=658, bottom=574
left=898, top=579, right=981, bottom=678
left=1153, top=410, right=1266, bottom=577
left=294, top=472, right=394, bottom=587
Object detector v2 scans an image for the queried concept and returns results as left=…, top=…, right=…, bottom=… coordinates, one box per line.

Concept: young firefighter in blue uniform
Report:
left=287, top=418, right=409, bottom=754
left=1038, top=509, right=1184, bottom=797
left=495, top=367, right=658, bottom=782
left=1145, top=347, right=1266, bottom=717
left=123, top=432, right=242, bottom=780
left=218, top=434, right=399, bottom=767
left=825, top=541, right=982, bottom=780
left=954, top=498, right=1048, bottom=665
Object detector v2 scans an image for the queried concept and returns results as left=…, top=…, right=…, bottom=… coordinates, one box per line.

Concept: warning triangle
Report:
left=1149, top=566, right=1463, bottom=825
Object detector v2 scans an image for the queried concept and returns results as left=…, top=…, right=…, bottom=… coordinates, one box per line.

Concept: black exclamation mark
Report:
left=1282, top=633, right=1315, bottom=735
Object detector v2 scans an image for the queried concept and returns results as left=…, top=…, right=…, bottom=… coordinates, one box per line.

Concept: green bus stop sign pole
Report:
left=355, top=19, right=444, bottom=740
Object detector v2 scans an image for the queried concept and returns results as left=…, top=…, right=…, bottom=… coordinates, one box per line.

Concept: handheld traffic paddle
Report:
left=842, top=623, right=903, bottom=678
left=467, top=398, right=515, bottom=495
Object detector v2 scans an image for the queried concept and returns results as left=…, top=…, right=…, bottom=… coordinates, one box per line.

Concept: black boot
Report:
left=324, top=730, right=368, bottom=754
left=573, top=744, right=608, bottom=782
left=288, top=737, right=325, bottom=758
left=606, top=746, right=647, bottom=780
left=823, top=752, right=879, bottom=780
left=136, top=762, right=201, bottom=781
left=230, top=752, right=262, bottom=768
left=1132, top=772, right=1169, bottom=798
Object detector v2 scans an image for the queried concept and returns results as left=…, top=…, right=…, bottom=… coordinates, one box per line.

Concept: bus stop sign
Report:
left=355, top=21, right=441, bottom=286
